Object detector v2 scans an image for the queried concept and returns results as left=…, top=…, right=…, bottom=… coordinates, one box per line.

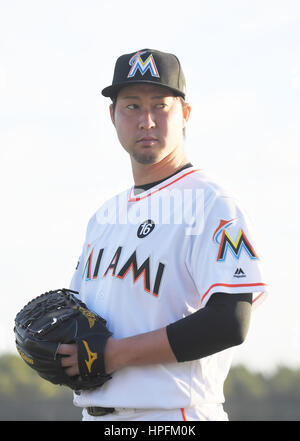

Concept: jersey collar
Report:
left=128, top=167, right=200, bottom=202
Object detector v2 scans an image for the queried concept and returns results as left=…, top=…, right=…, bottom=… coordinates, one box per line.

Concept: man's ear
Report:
left=109, top=104, right=115, bottom=126
left=183, top=102, right=191, bottom=129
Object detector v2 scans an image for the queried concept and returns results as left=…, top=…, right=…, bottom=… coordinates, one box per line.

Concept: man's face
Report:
left=110, top=84, right=190, bottom=165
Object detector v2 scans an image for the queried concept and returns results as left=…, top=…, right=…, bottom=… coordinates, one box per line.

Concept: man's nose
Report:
left=138, top=110, right=156, bottom=130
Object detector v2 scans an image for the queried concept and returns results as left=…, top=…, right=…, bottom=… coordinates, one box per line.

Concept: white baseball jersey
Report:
left=70, top=167, right=267, bottom=413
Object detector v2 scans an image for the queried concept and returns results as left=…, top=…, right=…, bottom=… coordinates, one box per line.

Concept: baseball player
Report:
left=57, top=49, right=267, bottom=421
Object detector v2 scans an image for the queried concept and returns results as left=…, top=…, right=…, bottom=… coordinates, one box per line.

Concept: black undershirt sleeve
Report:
left=166, top=292, right=253, bottom=362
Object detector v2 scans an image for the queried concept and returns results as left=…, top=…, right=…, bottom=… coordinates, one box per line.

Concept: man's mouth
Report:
left=137, top=137, right=158, bottom=145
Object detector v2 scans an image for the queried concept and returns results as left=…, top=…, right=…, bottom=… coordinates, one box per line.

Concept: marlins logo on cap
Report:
left=127, top=50, right=160, bottom=78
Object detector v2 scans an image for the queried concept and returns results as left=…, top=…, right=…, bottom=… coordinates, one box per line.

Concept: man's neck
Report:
left=133, top=162, right=193, bottom=195
left=131, top=150, right=189, bottom=186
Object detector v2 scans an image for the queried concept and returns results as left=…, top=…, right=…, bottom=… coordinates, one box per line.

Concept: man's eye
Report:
left=156, top=103, right=168, bottom=109
left=127, top=104, right=138, bottom=110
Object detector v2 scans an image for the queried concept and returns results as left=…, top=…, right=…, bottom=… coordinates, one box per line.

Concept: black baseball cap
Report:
left=101, top=49, right=186, bottom=100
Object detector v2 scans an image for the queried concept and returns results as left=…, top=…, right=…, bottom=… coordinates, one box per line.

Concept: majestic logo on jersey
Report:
left=213, top=219, right=258, bottom=262
left=127, top=50, right=160, bottom=78
left=82, top=245, right=165, bottom=297
left=233, top=267, right=246, bottom=278
left=137, top=220, right=155, bottom=238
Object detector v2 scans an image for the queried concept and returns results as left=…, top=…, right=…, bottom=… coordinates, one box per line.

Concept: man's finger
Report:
left=65, top=366, right=79, bottom=377
left=57, top=343, right=77, bottom=356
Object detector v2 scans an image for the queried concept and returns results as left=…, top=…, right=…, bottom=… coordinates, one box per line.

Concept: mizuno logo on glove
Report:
left=82, top=339, right=98, bottom=373
left=79, top=307, right=96, bottom=328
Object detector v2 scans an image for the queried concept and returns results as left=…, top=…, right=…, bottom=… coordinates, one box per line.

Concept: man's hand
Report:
left=57, top=344, right=79, bottom=376
left=57, top=337, right=115, bottom=376
left=57, top=328, right=176, bottom=378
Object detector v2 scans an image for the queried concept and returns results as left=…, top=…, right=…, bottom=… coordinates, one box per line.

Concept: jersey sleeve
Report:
left=69, top=250, right=84, bottom=293
left=68, top=215, right=96, bottom=294
left=187, top=195, right=267, bottom=308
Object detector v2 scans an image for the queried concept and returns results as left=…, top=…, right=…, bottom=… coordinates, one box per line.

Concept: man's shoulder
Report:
left=184, top=168, right=234, bottom=199
left=185, top=169, right=249, bottom=222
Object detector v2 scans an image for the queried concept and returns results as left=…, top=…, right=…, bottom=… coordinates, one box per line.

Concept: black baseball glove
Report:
left=14, top=288, right=112, bottom=391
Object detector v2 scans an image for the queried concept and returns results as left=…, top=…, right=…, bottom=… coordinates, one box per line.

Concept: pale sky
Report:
left=1, top=0, right=300, bottom=373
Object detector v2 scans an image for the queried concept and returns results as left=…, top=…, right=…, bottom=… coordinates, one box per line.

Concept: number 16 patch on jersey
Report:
left=213, top=218, right=258, bottom=262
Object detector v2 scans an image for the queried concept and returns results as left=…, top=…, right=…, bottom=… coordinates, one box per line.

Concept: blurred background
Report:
left=0, top=0, right=299, bottom=420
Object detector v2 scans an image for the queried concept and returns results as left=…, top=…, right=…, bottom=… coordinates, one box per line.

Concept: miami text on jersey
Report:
left=82, top=245, right=165, bottom=297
